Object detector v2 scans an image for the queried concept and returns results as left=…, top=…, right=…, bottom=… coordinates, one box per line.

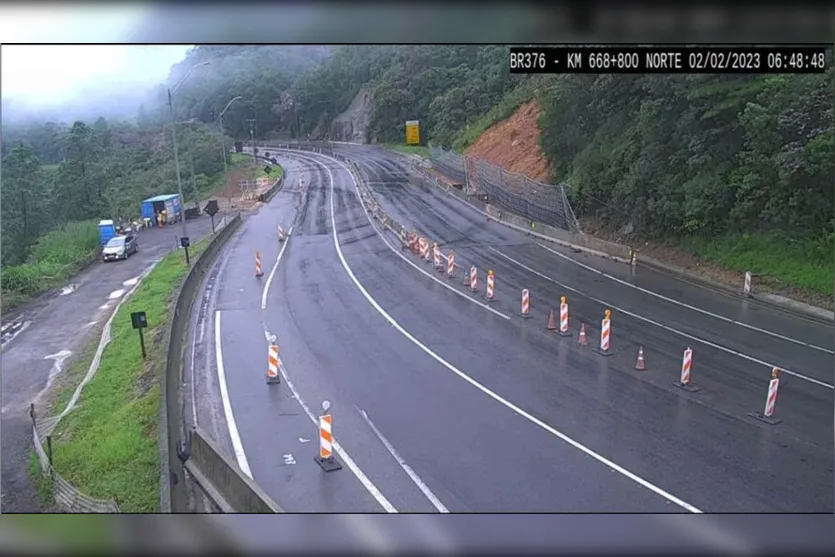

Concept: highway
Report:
left=186, top=143, right=833, bottom=514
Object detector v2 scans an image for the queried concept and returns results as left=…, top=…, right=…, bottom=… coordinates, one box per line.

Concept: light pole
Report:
left=167, top=60, right=210, bottom=265
left=217, top=96, right=242, bottom=204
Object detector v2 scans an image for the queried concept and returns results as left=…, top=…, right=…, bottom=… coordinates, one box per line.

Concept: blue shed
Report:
left=141, top=194, right=182, bottom=225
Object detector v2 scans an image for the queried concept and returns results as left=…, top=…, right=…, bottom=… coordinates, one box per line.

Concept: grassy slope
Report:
left=37, top=234, right=211, bottom=512
left=382, top=143, right=430, bottom=158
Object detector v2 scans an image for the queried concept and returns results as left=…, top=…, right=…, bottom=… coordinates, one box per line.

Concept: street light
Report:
left=167, top=60, right=210, bottom=265
left=217, top=96, right=242, bottom=204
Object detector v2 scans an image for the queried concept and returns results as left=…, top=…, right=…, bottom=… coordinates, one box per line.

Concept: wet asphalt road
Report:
left=190, top=144, right=833, bottom=513
left=1, top=216, right=219, bottom=512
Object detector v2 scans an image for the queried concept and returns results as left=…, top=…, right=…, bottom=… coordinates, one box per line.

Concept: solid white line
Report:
left=311, top=152, right=511, bottom=321
left=261, top=225, right=294, bottom=310
left=263, top=326, right=397, bottom=514
left=190, top=323, right=199, bottom=425
left=536, top=242, right=834, bottom=355
left=357, top=406, right=450, bottom=513
left=310, top=150, right=703, bottom=514
left=490, top=247, right=834, bottom=390
left=214, top=311, right=254, bottom=478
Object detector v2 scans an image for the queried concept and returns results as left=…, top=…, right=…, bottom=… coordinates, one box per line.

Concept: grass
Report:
left=7, top=506, right=119, bottom=550
left=1, top=220, right=100, bottom=311
left=32, top=234, right=213, bottom=513
left=382, top=143, right=430, bottom=158
left=679, top=232, right=834, bottom=297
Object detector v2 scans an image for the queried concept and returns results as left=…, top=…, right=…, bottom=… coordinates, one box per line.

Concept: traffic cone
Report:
left=634, top=346, right=646, bottom=371
left=578, top=323, right=587, bottom=346
left=547, top=310, right=557, bottom=330
left=462, top=270, right=470, bottom=286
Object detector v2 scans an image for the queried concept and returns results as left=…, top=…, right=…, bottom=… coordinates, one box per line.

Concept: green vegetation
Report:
left=383, top=143, right=430, bottom=158
left=39, top=235, right=210, bottom=512
left=0, top=220, right=99, bottom=310
left=6, top=511, right=118, bottom=550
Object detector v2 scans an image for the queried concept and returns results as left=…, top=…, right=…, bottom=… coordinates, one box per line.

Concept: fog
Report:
left=1, top=44, right=192, bottom=125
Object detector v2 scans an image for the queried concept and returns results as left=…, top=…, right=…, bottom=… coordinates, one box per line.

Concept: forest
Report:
left=3, top=44, right=832, bottom=302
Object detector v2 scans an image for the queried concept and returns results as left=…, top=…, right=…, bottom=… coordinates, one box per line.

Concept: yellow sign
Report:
left=405, top=120, right=420, bottom=145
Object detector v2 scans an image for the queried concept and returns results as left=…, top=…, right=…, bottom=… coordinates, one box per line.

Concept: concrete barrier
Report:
left=184, top=425, right=282, bottom=513
left=161, top=213, right=243, bottom=512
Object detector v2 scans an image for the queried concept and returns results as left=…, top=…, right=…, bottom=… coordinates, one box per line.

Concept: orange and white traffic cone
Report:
left=634, top=346, right=646, bottom=371
left=597, top=309, right=612, bottom=356
left=674, top=347, right=700, bottom=392
left=578, top=323, right=588, bottom=346
left=314, top=401, right=343, bottom=472
left=255, top=251, right=264, bottom=278
left=278, top=225, right=286, bottom=242
left=558, top=296, right=571, bottom=337
left=486, top=270, right=496, bottom=302
left=266, top=336, right=281, bottom=384
left=447, top=249, right=456, bottom=279
left=469, top=266, right=479, bottom=292
left=424, top=238, right=432, bottom=264
left=520, top=288, right=531, bottom=318
left=433, top=242, right=443, bottom=271
left=749, top=368, right=781, bottom=425
left=547, top=309, right=557, bottom=330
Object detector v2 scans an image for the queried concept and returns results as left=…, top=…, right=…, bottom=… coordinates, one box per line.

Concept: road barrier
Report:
left=447, top=249, right=456, bottom=278
left=314, top=405, right=342, bottom=473
left=486, top=270, right=496, bottom=302
left=266, top=336, right=281, bottom=385
left=164, top=213, right=243, bottom=512
left=749, top=369, right=782, bottom=425
left=433, top=242, right=443, bottom=271
left=470, top=266, right=479, bottom=292
left=183, top=425, right=282, bottom=512
left=598, top=309, right=612, bottom=356
left=278, top=225, right=286, bottom=242
left=521, top=289, right=531, bottom=318
left=255, top=251, right=263, bottom=278
left=674, top=348, right=699, bottom=392
left=559, top=296, right=571, bottom=337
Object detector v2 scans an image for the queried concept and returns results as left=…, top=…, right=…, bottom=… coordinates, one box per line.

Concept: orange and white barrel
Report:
left=266, top=341, right=280, bottom=384
left=255, top=251, right=263, bottom=277
left=680, top=347, right=693, bottom=385
left=470, top=266, right=478, bottom=292
left=319, top=414, right=333, bottom=459
left=521, top=289, right=531, bottom=316
left=433, top=243, right=442, bottom=270
left=486, top=270, right=495, bottom=300
left=278, top=225, right=286, bottom=242
left=447, top=249, right=455, bottom=278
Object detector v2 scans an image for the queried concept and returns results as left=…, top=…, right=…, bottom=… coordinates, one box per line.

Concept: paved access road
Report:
left=190, top=143, right=833, bottom=515
left=1, top=215, right=219, bottom=512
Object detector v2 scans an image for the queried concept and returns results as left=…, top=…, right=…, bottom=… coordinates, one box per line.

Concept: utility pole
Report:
left=216, top=95, right=242, bottom=206
left=246, top=118, right=256, bottom=160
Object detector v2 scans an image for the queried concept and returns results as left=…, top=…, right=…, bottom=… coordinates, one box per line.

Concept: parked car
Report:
left=102, top=234, right=138, bottom=262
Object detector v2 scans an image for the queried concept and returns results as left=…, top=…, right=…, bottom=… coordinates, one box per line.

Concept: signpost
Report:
left=204, top=199, right=219, bottom=232
left=131, top=311, right=148, bottom=360
left=405, top=120, right=420, bottom=145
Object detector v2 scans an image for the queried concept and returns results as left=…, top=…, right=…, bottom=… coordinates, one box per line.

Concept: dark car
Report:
left=102, top=234, right=138, bottom=262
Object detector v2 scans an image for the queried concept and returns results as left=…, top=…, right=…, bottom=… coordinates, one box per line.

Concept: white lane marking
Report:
left=123, top=277, right=140, bottom=287
left=357, top=406, right=449, bottom=513
left=261, top=226, right=294, bottom=310
left=491, top=247, right=834, bottom=390
left=286, top=150, right=509, bottom=321
left=108, top=289, right=125, bottom=299
left=99, top=303, right=110, bottom=311
left=263, top=326, right=397, bottom=514
left=214, top=311, right=253, bottom=478
left=313, top=151, right=703, bottom=514
left=537, top=242, right=834, bottom=355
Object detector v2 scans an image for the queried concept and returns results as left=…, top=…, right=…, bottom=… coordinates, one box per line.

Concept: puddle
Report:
left=59, top=283, right=79, bottom=296
left=123, top=277, right=139, bottom=287
left=108, top=289, right=125, bottom=299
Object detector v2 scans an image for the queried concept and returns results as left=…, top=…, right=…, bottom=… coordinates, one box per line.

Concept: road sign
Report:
left=405, top=120, right=420, bottom=145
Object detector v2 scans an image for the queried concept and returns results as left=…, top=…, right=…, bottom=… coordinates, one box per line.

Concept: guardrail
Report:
left=162, top=213, right=243, bottom=512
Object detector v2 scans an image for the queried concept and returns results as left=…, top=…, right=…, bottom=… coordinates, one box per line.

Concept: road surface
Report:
left=1, top=215, right=219, bottom=512
left=187, top=143, right=833, bottom=515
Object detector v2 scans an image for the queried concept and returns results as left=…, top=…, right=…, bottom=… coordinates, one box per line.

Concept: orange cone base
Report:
left=595, top=348, right=613, bottom=357
left=520, top=312, right=531, bottom=319
left=315, top=455, right=343, bottom=472
left=256, top=272, right=264, bottom=278
left=747, top=411, right=780, bottom=425
left=447, top=273, right=456, bottom=280
left=559, top=330, right=572, bottom=337
left=487, top=296, right=496, bottom=303
left=266, top=375, right=281, bottom=385
left=470, top=286, right=479, bottom=293
left=673, top=381, right=700, bottom=393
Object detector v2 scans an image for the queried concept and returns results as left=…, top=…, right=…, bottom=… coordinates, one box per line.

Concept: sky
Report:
left=0, top=5, right=191, bottom=110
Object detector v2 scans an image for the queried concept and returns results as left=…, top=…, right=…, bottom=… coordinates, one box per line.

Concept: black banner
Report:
left=509, top=46, right=829, bottom=74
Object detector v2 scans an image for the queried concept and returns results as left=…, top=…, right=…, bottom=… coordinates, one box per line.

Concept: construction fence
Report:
left=429, top=146, right=580, bottom=233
